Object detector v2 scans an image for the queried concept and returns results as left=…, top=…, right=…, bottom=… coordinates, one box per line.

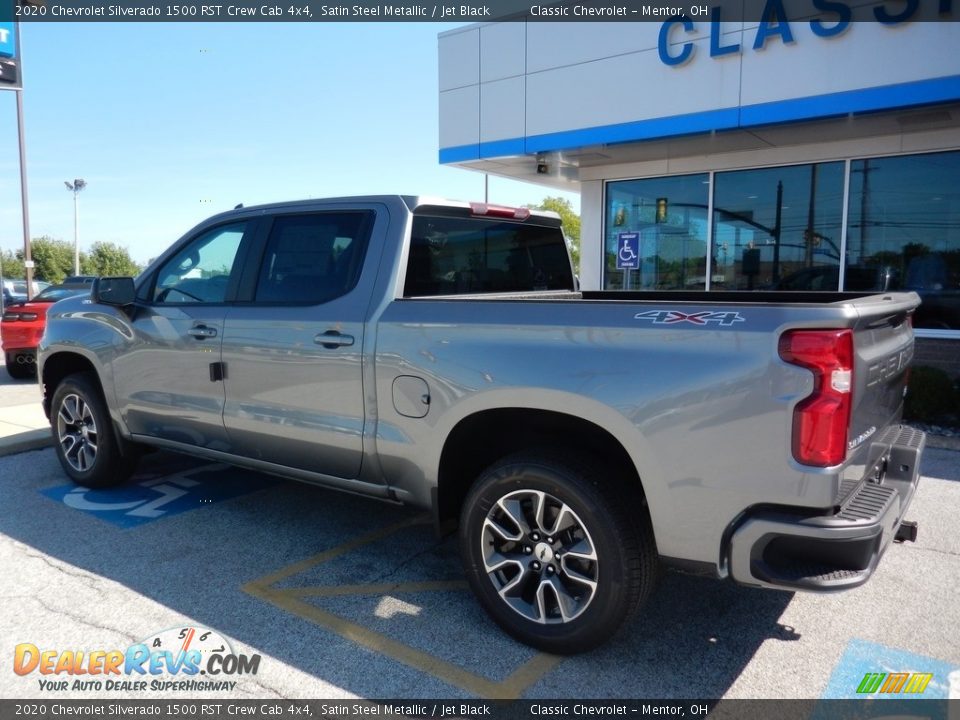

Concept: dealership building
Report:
left=438, top=9, right=960, bottom=372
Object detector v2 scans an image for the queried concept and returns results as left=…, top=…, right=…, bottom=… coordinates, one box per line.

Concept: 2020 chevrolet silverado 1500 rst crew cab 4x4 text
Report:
left=38, top=196, right=924, bottom=653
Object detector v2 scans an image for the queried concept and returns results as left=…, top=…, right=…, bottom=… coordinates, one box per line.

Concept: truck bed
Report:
left=402, top=290, right=902, bottom=306
left=581, top=290, right=892, bottom=304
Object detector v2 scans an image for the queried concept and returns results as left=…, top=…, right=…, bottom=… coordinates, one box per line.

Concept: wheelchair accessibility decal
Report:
left=616, top=232, right=640, bottom=270
left=41, top=462, right=277, bottom=528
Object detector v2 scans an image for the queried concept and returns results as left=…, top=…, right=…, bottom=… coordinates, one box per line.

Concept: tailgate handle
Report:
left=315, top=330, right=355, bottom=349
left=866, top=311, right=909, bottom=330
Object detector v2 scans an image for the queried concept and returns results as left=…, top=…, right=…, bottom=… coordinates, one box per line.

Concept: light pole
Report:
left=64, top=178, right=87, bottom=276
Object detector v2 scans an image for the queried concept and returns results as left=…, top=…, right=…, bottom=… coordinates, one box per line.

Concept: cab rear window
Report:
left=404, top=215, right=573, bottom=297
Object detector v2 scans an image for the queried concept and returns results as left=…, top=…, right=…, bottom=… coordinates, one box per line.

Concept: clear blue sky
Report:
left=0, top=22, right=578, bottom=264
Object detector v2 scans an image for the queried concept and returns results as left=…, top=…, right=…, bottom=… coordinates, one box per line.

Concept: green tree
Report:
left=82, top=241, right=141, bottom=277
left=29, top=236, right=80, bottom=284
left=527, top=197, right=581, bottom=273
left=0, top=249, right=26, bottom=281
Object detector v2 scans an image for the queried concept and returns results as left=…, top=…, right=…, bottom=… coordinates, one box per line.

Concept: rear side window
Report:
left=255, top=212, right=373, bottom=304
left=404, top=215, right=574, bottom=297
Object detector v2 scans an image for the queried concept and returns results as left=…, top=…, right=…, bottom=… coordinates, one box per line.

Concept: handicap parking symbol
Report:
left=616, top=232, right=640, bottom=270
left=42, top=463, right=277, bottom=528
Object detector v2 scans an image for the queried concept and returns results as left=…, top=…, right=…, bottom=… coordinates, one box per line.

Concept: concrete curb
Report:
left=0, top=428, right=52, bottom=458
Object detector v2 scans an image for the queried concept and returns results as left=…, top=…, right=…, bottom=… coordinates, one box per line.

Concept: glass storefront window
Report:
left=847, top=151, right=960, bottom=330
left=605, top=174, right=709, bottom=290
left=712, top=162, right=845, bottom=291
left=603, top=152, right=960, bottom=334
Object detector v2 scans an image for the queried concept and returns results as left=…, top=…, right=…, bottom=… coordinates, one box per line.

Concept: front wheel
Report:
left=51, top=372, right=138, bottom=488
left=459, top=450, right=659, bottom=654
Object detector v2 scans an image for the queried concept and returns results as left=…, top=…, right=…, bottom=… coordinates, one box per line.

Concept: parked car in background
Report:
left=773, top=263, right=958, bottom=329
left=2, top=283, right=91, bottom=379
left=773, top=265, right=899, bottom=293
left=2, top=279, right=51, bottom=306
left=2, top=279, right=50, bottom=296
left=2, top=286, right=24, bottom=309
left=62, top=275, right=99, bottom=285
left=903, top=255, right=960, bottom=330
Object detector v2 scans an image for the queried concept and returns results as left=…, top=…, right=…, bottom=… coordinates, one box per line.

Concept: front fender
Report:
left=39, top=297, right=137, bottom=435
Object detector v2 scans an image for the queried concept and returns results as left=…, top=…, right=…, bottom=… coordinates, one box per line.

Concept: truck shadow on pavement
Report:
left=3, top=449, right=796, bottom=699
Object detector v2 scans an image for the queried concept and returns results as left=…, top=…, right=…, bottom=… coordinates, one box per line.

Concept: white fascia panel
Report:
left=439, top=86, right=481, bottom=150
left=480, top=22, right=526, bottom=83
left=525, top=22, right=664, bottom=73
left=740, top=21, right=960, bottom=107
left=525, top=39, right=743, bottom=138
left=439, top=27, right=480, bottom=92
left=481, top=76, right=526, bottom=144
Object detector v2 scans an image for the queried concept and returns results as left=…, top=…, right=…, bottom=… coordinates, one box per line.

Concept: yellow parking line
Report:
left=246, top=583, right=559, bottom=698
left=287, top=580, right=469, bottom=598
left=242, top=517, right=562, bottom=699
left=247, top=515, right=428, bottom=588
left=499, top=653, right=564, bottom=698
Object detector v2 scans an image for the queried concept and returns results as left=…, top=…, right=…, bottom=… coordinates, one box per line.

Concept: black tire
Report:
left=50, top=372, right=138, bottom=488
left=5, top=359, right=34, bottom=380
left=459, top=450, right=659, bottom=654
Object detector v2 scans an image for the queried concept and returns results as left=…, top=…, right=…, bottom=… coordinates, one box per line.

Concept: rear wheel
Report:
left=459, top=450, right=659, bottom=654
left=51, top=372, right=138, bottom=488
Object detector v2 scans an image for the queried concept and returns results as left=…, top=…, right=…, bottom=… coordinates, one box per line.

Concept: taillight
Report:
left=778, top=329, right=854, bottom=467
left=2, top=312, right=20, bottom=322
left=20, top=312, right=38, bottom=321
left=469, top=202, right=531, bottom=220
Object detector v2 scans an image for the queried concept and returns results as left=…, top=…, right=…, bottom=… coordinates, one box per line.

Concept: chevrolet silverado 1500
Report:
left=38, top=196, right=924, bottom=653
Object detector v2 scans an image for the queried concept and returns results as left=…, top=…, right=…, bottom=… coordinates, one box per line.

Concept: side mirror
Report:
left=93, top=277, right=136, bottom=306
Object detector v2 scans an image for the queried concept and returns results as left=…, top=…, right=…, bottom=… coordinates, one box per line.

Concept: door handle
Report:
left=315, top=330, right=355, bottom=349
left=187, top=325, right=218, bottom=339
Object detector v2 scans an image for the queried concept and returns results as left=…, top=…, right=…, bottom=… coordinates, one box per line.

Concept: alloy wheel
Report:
left=481, top=489, right=599, bottom=624
left=57, top=393, right=99, bottom=473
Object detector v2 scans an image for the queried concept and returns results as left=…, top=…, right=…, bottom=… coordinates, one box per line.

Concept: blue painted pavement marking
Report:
left=42, top=462, right=277, bottom=528
left=822, top=638, right=958, bottom=699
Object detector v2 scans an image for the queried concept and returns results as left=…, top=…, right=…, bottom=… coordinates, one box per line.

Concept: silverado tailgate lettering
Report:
left=866, top=345, right=914, bottom=388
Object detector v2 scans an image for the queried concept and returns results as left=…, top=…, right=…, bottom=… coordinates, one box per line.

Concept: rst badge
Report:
left=634, top=310, right=746, bottom=326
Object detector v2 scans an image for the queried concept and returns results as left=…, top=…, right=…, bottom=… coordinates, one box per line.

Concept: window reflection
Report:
left=605, top=174, right=709, bottom=290
left=847, top=151, right=960, bottom=330
left=712, top=162, right=845, bottom=291
left=603, top=151, right=960, bottom=333
left=154, top=223, right=246, bottom=304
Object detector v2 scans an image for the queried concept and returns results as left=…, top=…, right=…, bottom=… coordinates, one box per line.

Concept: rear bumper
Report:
left=728, top=425, right=925, bottom=592
left=1, top=327, right=43, bottom=351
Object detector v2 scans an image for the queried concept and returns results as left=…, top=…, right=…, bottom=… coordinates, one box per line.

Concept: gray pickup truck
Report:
left=38, top=196, right=924, bottom=653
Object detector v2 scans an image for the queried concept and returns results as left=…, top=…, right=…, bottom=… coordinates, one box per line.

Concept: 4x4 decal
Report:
left=633, top=310, right=746, bottom=326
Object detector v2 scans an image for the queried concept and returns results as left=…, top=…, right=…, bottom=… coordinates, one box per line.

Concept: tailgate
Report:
left=846, top=292, right=921, bottom=461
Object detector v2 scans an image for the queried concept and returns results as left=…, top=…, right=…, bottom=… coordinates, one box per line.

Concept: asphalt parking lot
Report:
left=1, top=440, right=958, bottom=702
left=1, top=362, right=958, bottom=701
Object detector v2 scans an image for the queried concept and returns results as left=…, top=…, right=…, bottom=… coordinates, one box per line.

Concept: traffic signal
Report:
left=656, top=197, right=668, bottom=223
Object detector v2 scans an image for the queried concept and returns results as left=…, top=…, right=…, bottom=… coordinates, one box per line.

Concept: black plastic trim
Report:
left=660, top=556, right=721, bottom=578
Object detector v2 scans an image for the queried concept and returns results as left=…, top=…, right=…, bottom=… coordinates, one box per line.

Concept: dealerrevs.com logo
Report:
left=13, top=626, right=261, bottom=693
